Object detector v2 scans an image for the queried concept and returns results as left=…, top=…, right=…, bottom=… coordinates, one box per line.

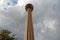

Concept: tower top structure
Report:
left=25, top=4, right=34, bottom=12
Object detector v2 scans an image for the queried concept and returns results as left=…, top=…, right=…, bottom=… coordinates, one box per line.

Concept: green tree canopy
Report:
left=0, top=29, right=15, bottom=40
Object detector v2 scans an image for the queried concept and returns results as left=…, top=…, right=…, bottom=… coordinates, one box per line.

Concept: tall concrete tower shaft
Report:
left=24, top=4, right=34, bottom=40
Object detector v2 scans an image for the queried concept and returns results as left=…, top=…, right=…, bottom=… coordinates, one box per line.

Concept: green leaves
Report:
left=0, top=29, right=15, bottom=40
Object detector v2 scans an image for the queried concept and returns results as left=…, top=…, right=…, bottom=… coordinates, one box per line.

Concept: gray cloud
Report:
left=0, top=0, right=60, bottom=40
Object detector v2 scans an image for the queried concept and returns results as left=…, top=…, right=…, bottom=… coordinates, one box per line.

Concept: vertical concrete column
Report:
left=24, top=4, right=34, bottom=40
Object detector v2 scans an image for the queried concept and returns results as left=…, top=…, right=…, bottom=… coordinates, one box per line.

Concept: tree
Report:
left=0, top=29, right=15, bottom=40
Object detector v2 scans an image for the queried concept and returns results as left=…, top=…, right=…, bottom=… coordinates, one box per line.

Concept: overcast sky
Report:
left=0, top=0, right=60, bottom=40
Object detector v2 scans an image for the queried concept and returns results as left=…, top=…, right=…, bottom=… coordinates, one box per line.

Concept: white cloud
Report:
left=17, top=0, right=33, bottom=6
left=0, top=0, right=18, bottom=10
left=43, top=19, right=56, bottom=30
left=0, top=0, right=60, bottom=40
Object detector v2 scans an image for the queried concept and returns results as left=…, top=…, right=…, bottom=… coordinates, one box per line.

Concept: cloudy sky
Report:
left=0, top=0, right=60, bottom=40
